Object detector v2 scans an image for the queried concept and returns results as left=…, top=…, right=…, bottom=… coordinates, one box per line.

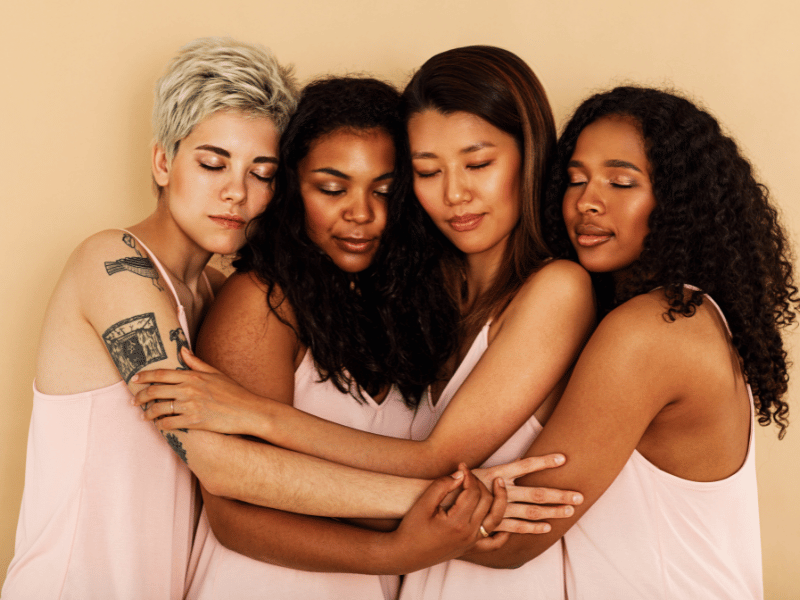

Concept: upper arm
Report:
left=195, top=271, right=299, bottom=404
left=422, top=260, right=596, bottom=472
left=76, top=230, right=191, bottom=393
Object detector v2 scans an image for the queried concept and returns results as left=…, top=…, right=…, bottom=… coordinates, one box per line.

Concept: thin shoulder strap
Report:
left=118, top=229, right=193, bottom=348
left=119, top=229, right=183, bottom=306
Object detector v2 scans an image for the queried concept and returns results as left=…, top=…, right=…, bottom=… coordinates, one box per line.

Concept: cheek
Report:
left=413, top=180, right=441, bottom=217
left=303, top=197, right=334, bottom=243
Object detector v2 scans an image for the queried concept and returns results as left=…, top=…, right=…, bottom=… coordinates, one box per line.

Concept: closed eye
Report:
left=467, top=162, right=491, bottom=170
left=200, top=163, right=223, bottom=172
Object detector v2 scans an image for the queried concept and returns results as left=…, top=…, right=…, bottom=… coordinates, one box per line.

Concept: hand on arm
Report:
left=204, top=464, right=511, bottom=574
left=137, top=261, right=596, bottom=478
left=460, top=299, right=681, bottom=568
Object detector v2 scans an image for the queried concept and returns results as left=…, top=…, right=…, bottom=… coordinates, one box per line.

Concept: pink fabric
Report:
left=3, top=232, right=199, bottom=599
left=186, top=350, right=415, bottom=600
left=400, top=323, right=565, bottom=600
left=563, top=293, right=763, bottom=599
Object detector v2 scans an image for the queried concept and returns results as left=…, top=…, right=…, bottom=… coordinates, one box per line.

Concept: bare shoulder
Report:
left=500, top=259, right=594, bottom=327
left=196, top=272, right=302, bottom=386
left=36, top=229, right=181, bottom=393
left=589, top=289, right=726, bottom=375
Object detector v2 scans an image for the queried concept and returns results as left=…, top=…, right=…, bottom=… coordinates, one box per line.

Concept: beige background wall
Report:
left=1, top=0, right=798, bottom=596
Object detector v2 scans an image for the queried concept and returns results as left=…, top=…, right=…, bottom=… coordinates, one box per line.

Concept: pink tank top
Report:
left=185, top=350, right=415, bottom=600
left=563, top=293, right=763, bottom=599
left=400, top=323, right=565, bottom=600
left=2, top=231, right=205, bottom=600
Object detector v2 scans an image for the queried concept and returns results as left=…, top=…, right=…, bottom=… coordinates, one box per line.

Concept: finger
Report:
left=507, top=485, right=583, bottom=506
left=502, top=502, right=576, bottom=522
left=131, top=369, right=189, bottom=386
left=141, top=399, right=175, bottom=421
left=153, top=414, right=192, bottom=431
left=417, top=468, right=468, bottom=517
left=495, top=518, right=552, bottom=535
left=472, top=531, right=510, bottom=552
left=479, top=478, right=508, bottom=536
left=181, top=348, right=219, bottom=374
left=492, top=454, right=567, bottom=482
left=446, top=465, right=483, bottom=521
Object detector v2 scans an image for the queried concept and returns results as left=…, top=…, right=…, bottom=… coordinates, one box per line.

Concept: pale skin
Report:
left=136, top=111, right=592, bottom=567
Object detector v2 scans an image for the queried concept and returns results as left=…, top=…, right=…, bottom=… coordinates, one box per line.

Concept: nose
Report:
left=222, top=172, right=247, bottom=204
left=344, top=190, right=375, bottom=224
left=444, top=169, right=471, bottom=206
left=575, top=181, right=604, bottom=214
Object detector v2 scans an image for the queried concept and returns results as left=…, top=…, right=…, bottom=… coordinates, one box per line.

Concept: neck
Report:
left=127, top=207, right=212, bottom=290
left=463, top=241, right=507, bottom=312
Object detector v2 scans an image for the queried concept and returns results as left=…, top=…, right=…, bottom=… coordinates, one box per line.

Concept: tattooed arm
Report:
left=35, top=230, right=430, bottom=518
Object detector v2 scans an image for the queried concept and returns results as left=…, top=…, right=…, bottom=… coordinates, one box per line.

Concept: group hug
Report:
left=3, top=36, right=795, bottom=599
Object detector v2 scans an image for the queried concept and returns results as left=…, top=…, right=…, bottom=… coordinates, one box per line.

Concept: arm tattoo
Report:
left=104, top=233, right=164, bottom=291
left=163, top=432, right=188, bottom=464
left=103, top=312, right=167, bottom=382
left=170, top=328, right=189, bottom=370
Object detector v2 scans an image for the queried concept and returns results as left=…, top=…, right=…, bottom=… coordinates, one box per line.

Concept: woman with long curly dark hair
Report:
left=462, top=86, right=795, bottom=598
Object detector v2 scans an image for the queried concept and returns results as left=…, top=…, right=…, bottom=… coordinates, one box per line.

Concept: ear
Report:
left=152, top=144, right=170, bottom=188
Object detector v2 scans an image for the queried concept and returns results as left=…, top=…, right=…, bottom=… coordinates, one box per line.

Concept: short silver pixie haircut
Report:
left=153, top=37, right=298, bottom=163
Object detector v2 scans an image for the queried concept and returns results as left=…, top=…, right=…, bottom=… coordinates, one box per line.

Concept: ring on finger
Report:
left=479, top=525, right=490, bottom=538
left=171, top=401, right=174, bottom=414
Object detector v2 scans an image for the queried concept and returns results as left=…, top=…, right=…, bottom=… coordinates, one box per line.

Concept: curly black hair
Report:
left=236, top=76, right=458, bottom=407
left=542, top=86, right=796, bottom=437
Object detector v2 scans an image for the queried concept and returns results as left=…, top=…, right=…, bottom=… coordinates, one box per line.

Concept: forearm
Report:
left=174, top=427, right=429, bottom=518
left=262, top=401, right=456, bottom=478
left=203, top=489, right=410, bottom=574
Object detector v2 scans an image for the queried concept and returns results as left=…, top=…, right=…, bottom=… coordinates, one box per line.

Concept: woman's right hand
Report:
left=474, top=455, right=583, bottom=533
left=386, top=464, right=510, bottom=573
left=132, top=348, right=272, bottom=437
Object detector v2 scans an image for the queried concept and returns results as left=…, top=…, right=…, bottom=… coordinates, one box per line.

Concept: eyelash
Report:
left=200, top=163, right=273, bottom=183
left=415, top=162, right=491, bottom=179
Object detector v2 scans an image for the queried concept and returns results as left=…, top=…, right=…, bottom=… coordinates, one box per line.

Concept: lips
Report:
left=575, top=223, right=613, bottom=247
left=210, top=215, right=246, bottom=230
left=334, top=236, right=378, bottom=254
left=447, top=213, right=484, bottom=232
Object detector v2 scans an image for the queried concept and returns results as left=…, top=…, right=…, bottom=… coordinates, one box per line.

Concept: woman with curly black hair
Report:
left=462, top=86, right=795, bottom=598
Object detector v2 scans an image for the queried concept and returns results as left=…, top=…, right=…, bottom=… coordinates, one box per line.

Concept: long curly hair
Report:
left=542, top=86, right=796, bottom=437
left=401, top=46, right=556, bottom=333
left=236, top=76, right=458, bottom=407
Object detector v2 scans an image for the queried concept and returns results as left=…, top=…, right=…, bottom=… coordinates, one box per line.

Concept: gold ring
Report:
left=171, top=401, right=174, bottom=414
left=479, top=525, right=490, bottom=538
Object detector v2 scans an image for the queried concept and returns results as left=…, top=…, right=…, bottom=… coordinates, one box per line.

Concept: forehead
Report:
left=302, top=127, right=396, bottom=167
left=407, top=109, right=514, bottom=150
left=572, top=116, right=647, bottom=167
left=185, top=110, right=280, bottom=149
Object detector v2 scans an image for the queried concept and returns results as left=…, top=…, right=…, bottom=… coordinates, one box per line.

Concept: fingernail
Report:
left=542, top=523, right=551, bottom=532
left=565, top=506, right=574, bottom=516
left=131, top=374, right=139, bottom=383
left=451, top=470, right=464, bottom=480
left=497, top=478, right=506, bottom=488
left=573, top=494, right=583, bottom=504
left=554, top=455, right=565, bottom=465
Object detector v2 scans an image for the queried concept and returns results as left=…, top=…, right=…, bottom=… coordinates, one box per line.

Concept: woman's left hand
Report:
left=132, top=348, right=270, bottom=436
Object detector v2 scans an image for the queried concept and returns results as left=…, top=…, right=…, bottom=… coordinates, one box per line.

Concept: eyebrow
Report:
left=312, top=168, right=395, bottom=182
left=411, top=141, right=496, bottom=160
left=195, top=144, right=278, bottom=164
left=568, top=158, right=643, bottom=173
